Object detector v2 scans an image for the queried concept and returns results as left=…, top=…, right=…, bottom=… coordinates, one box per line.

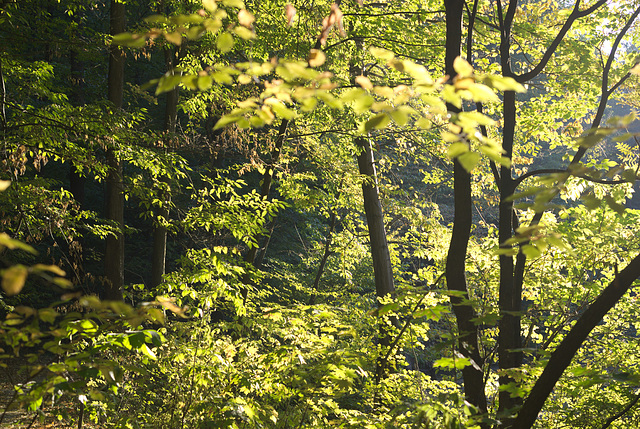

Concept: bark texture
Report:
left=356, top=136, right=397, bottom=382
left=103, top=0, right=125, bottom=301
left=443, top=0, right=487, bottom=417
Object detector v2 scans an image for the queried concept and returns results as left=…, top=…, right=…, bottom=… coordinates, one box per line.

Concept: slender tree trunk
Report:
left=356, top=136, right=398, bottom=382
left=308, top=211, right=337, bottom=305
left=443, top=0, right=487, bottom=418
left=103, top=0, right=125, bottom=301
left=151, top=48, right=179, bottom=288
left=494, top=0, right=524, bottom=418
left=0, top=56, right=6, bottom=142
left=497, top=91, right=522, bottom=416
left=69, top=43, right=87, bottom=208
left=240, top=120, right=289, bottom=300
left=243, top=119, right=289, bottom=268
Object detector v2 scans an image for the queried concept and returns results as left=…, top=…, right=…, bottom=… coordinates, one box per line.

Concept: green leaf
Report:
left=140, top=344, right=157, bottom=359
left=434, top=356, right=471, bottom=370
left=112, top=32, right=147, bottom=48
left=156, top=74, right=183, bottom=95
left=457, top=151, right=480, bottom=172
left=604, top=195, right=625, bottom=214
left=521, top=244, right=541, bottom=259
left=38, top=308, right=59, bottom=324
left=0, top=233, right=37, bottom=254
left=447, top=142, right=468, bottom=158
left=217, top=32, right=234, bottom=52
left=2, top=265, right=28, bottom=296
left=376, top=302, right=399, bottom=316
left=364, top=113, right=390, bottom=131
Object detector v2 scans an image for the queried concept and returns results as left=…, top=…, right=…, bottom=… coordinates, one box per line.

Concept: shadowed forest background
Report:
left=1, top=0, right=640, bottom=428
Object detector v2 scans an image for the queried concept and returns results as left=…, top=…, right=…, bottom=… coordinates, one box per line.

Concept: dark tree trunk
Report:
left=69, top=45, right=86, bottom=209
left=443, top=0, right=487, bottom=418
left=103, top=0, right=125, bottom=301
left=356, top=136, right=397, bottom=382
left=63, top=25, right=89, bottom=287
left=495, top=0, right=523, bottom=418
left=151, top=47, right=179, bottom=288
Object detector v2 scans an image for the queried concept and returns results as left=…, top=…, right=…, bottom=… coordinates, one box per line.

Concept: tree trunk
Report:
left=69, top=43, right=86, bottom=210
left=356, top=136, right=397, bottom=382
left=103, top=0, right=125, bottom=301
left=308, top=210, right=336, bottom=305
left=243, top=119, right=289, bottom=268
left=151, top=47, right=179, bottom=288
left=443, top=0, right=487, bottom=418
left=494, top=0, right=523, bottom=418
left=240, top=119, right=289, bottom=301
left=497, top=91, right=522, bottom=417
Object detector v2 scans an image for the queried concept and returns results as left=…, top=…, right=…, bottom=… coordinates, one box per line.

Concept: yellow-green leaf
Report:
left=364, top=113, right=390, bottom=131
left=0, top=233, right=36, bottom=254
left=32, top=264, right=65, bottom=276
left=164, top=31, right=182, bottom=45
left=197, top=75, right=213, bottom=90
left=453, top=56, right=473, bottom=77
left=112, top=32, right=147, bottom=48
left=369, top=46, right=394, bottom=61
left=214, top=115, right=241, bottom=129
left=2, top=265, right=28, bottom=296
left=221, top=0, right=244, bottom=8
left=156, top=73, right=182, bottom=95
left=390, top=109, right=408, bottom=126
left=458, top=151, right=480, bottom=172
left=521, top=244, right=541, bottom=259
left=233, top=26, right=255, bottom=40
left=217, top=31, right=234, bottom=52
left=203, top=0, right=217, bottom=12
left=447, top=142, right=469, bottom=158
left=269, top=102, right=296, bottom=120
left=307, top=49, right=326, bottom=67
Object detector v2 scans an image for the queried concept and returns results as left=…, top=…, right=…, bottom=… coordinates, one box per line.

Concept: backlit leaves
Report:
left=2, top=265, right=28, bottom=295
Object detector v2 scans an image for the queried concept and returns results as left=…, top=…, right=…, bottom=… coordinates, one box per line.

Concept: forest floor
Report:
left=0, top=356, right=90, bottom=429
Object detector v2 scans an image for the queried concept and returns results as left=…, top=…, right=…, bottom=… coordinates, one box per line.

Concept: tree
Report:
left=440, top=0, right=640, bottom=426
left=104, top=0, right=126, bottom=301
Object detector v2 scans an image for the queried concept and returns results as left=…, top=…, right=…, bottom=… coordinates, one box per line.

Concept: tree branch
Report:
left=513, top=255, right=640, bottom=428
left=516, top=0, right=607, bottom=83
left=513, top=168, right=629, bottom=188
left=600, top=390, right=640, bottom=429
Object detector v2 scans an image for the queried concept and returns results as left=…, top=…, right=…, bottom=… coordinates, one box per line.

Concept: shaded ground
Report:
left=0, top=357, right=87, bottom=429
